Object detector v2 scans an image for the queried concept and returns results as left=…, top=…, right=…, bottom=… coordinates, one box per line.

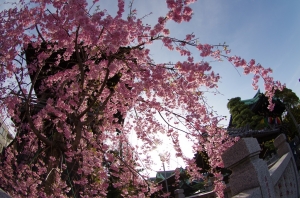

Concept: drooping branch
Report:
left=166, top=110, right=202, bottom=135
left=157, top=111, right=192, bottom=135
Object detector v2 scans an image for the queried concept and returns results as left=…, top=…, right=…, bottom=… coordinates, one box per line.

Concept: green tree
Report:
left=227, top=97, right=264, bottom=129
left=275, top=88, right=300, bottom=138
left=275, top=88, right=299, bottom=109
left=283, top=105, right=300, bottom=138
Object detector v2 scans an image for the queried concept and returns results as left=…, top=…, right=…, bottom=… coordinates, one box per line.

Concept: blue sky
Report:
left=96, top=0, right=300, bottom=121
left=186, top=0, right=300, bottom=123
left=1, top=0, right=300, bottom=176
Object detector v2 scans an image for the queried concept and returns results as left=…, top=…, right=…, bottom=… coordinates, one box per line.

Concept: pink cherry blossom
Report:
left=0, top=0, right=284, bottom=197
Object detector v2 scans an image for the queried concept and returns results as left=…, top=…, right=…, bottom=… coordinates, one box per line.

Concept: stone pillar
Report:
left=274, top=133, right=292, bottom=157
left=222, top=137, right=275, bottom=197
left=174, top=189, right=185, bottom=198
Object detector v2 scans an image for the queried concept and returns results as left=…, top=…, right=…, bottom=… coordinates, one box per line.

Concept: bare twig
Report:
left=35, top=24, right=46, bottom=43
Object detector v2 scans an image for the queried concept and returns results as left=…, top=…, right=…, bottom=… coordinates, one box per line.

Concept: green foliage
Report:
left=275, top=87, right=300, bottom=138
left=227, top=97, right=264, bottom=129
left=263, top=139, right=276, bottom=151
left=260, top=139, right=276, bottom=159
left=107, top=183, right=122, bottom=198
left=283, top=104, right=300, bottom=138
left=227, top=97, right=241, bottom=109
left=190, top=182, right=205, bottom=191
left=275, top=88, right=299, bottom=109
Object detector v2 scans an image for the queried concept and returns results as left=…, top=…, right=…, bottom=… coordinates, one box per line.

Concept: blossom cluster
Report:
left=0, top=0, right=283, bottom=197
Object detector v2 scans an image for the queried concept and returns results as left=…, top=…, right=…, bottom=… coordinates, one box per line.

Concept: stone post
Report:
left=174, top=189, right=185, bottom=198
left=274, top=133, right=292, bottom=157
left=222, top=137, right=275, bottom=197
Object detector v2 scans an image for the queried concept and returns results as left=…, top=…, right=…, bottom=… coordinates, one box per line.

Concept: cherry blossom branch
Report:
left=46, top=8, right=70, bottom=37
left=113, top=154, right=151, bottom=194
left=73, top=90, right=115, bottom=150
left=165, top=109, right=201, bottom=134
left=74, top=25, right=85, bottom=91
left=77, top=67, right=110, bottom=119
left=35, top=24, right=46, bottom=43
left=10, top=70, right=53, bottom=150
left=97, top=27, right=105, bottom=42
left=157, top=111, right=192, bottom=135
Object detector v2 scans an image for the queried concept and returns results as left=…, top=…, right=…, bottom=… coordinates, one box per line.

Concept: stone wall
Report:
left=221, top=133, right=300, bottom=198
left=176, top=133, right=300, bottom=198
left=222, top=137, right=275, bottom=197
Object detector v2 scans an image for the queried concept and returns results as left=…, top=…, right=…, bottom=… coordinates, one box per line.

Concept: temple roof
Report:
left=241, top=89, right=261, bottom=105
